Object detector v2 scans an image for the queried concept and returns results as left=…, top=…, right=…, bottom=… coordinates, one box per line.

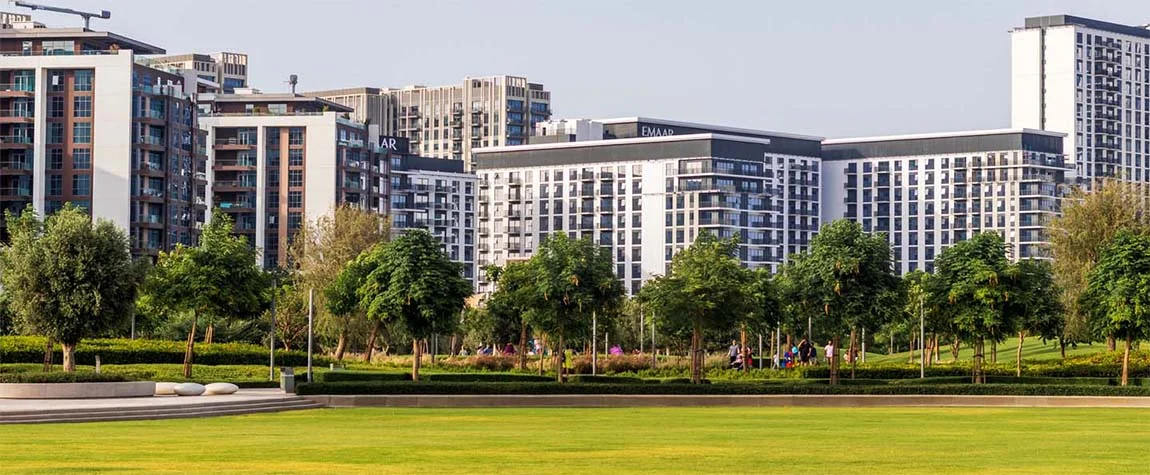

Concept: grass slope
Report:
left=863, top=336, right=1106, bottom=364
left=2, top=407, right=1149, bottom=473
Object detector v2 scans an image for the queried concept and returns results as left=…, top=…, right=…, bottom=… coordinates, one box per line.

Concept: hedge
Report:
left=0, top=336, right=329, bottom=366
left=296, top=381, right=1150, bottom=396
left=322, top=371, right=556, bottom=383
left=0, top=371, right=129, bottom=384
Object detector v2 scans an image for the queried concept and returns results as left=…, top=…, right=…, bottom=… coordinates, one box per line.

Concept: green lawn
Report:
left=2, top=407, right=1149, bottom=473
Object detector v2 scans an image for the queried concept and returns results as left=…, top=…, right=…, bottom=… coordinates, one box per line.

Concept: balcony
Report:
left=133, top=84, right=188, bottom=100
left=0, top=83, right=34, bottom=97
left=213, top=137, right=257, bottom=150
left=0, top=109, right=33, bottom=124
left=213, top=158, right=257, bottom=170
left=135, top=109, right=166, bottom=124
left=0, top=186, right=31, bottom=198
left=135, top=135, right=165, bottom=150
left=137, top=188, right=165, bottom=200
left=134, top=214, right=164, bottom=227
left=581, top=171, right=595, bottom=181
left=213, top=179, right=256, bottom=190
left=135, top=160, right=164, bottom=175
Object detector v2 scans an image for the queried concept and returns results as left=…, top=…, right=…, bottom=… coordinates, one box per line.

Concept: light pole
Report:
left=269, top=274, right=277, bottom=382
left=591, top=310, right=597, bottom=376
left=307, top=288, right=314, bottom=383
left=919, top=294, right=925, bottom=379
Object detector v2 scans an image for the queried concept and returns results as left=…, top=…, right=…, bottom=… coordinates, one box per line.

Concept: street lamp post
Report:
left=307, top=288, right=314, bottom=383
left=920, top=294, right=925, bottom=379
left=269, top=274, right=277, bottom=382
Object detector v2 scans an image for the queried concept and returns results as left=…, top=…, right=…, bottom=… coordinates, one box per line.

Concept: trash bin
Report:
left=280, top=367, right=295, bottom=393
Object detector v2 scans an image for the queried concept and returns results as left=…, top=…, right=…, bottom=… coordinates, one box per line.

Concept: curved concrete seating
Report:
left=155, top=382, right=179, bottom=396
left=0, top=382, right=156, bottom=399
left=173, top=383, right=205, bottom=396
left=204, top=383, right=239, bottom=395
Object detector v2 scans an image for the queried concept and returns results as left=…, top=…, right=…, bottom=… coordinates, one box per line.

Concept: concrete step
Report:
left=0, top=396, right=316, bottom=417
left=0, top=397, right=323, bottom=424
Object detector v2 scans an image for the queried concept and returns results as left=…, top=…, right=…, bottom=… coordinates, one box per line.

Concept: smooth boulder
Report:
left=173, top=383, right=205, bottom=396
left=204, top=382, right=239, bottom=395
left=155, top=382, right=180, bottom=396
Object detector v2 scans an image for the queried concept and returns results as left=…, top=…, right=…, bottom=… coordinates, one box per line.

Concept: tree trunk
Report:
left=888, top=332, right=893, bottom=355
left=204, top=324, right=214, bottom=344
left=690, top=325, right=702, bottom=384
left=1016, top=331, right=1025, bottom=378
left=829, top=336, right=840, bottom=385
left=61, top=342, right=76, bottom=373
left=952, top=338, right=960, bottom=362
left=334, top=330, right=348, bottom=361
left=849, top=327, right=858, bottom=380
left=555, top=333, right=565, bottom=383
left=740, top=326, right=748, bottom=374
left=930, top=335, right=939, bottom=366
left=908, top=329, right=916, bottom=364
left=991, top=339, right=997, bottom=364
left=518, top=321, right=528, bottom=371
left=449, top=334, right=458, bottom=358
left=1108, top=334, right=1117, bottom=352
left=182, top=313, right=197, bottom=379
left=42, top=337, right=53, bottom=372
left=364, top=322, right=380, bottom=362
left=1059, top=337, right=1067, bottom=359
left=412, top=339, right=422, bottom=382
left=1122, top=334, right=1132, bottom=387
left=972, top=338, right=984, bottom=384
left=538, top=335, right=546, bottom=376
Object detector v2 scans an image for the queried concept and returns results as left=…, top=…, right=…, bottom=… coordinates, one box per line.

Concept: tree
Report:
left=1082, top=231, right=1150, bottom=386
left=1049, top=179, right=1150, bottom=354
left=640, top=233, right=752, bottom=383
left=344, top=230, right=471, bottom=381
left=141, top=212, right=270, bottom=379
left=1005, top=260, right=1063, bottom=377
left=483, top=262, right=537, bottom=370
left=0, top=205, right=142, bottom=372
left=270, top=281, right=310, bottom=351
left=524, top=233, right=624, bottom=382
left=289, top=205, right=389, bottom=360
left=741, top=268, right=782, bottom=371
left=929, top=233, right=1014, bottom=383
left=782, top=219, right=900, bottom=384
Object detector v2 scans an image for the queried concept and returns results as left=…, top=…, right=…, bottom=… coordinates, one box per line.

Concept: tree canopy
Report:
left=1082, top=230, right=1150, bottom=385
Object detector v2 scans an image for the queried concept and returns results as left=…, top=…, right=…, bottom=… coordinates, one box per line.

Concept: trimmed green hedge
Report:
left=296, top=381, right=1150, bottom=397
left=0, top=371, right=129, bottom=384
left=322, top=371, right=556, bottom=383
left=0, top=336, right=329, bottom=366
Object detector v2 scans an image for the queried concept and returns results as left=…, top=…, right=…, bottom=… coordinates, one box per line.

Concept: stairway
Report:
left=0, top=396, right=323, bottom=424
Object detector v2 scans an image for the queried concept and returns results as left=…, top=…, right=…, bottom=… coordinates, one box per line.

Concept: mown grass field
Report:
left=862, top=335, right=1104, bottom=364
left=2, top=407, right=1149, bottom=473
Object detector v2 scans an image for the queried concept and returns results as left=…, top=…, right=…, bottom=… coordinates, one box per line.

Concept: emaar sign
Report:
left=640, top=125, right=676, bottom=137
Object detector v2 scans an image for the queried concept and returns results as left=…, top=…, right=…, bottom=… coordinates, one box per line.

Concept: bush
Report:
left=322, top=371, right=412, bottom=383
left=0, top=336, right=329, bottom=366
left=0, top=371, right=129, bottom=383
left=424, top=373, right=554, bottom=383
left=296, top=381, right=1150, bottom=397
left=570, top=355, right=653, bottom=374
left=567, top=374, right=650, bottom=384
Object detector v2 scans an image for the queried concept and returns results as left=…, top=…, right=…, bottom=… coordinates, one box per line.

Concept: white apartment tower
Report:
left=1012, top=15, right=1150, bottom=182
left=473, top=118, right=822, bottom=295
left=822, top=129, right=1068, bottom=273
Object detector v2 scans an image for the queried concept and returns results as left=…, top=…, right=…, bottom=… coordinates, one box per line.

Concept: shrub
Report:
left=322, top=371, right=412, bottom=383
left=296, top=381, right=1150, bottom=397
left=570, top=355, right=653, bottom=374
left=567, top=374, right=650, bottom=384
left=424, top=373, right=554, bottom=383
left=0, top=336, right=329, bottom=366
left=0, top=371, right=129, bottom=383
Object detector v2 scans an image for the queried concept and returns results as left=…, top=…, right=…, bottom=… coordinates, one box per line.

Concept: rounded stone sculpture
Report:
left=173, top=383, right=206, bottom=396
left=154, top=382, right=180, bottom=396
left=203, top=382, right=239, bottom=395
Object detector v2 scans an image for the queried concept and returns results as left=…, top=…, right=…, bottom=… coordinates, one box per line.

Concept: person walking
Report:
left=824, top=341, right=834, bottom=366
left=728, top=340, right=741, bottom=365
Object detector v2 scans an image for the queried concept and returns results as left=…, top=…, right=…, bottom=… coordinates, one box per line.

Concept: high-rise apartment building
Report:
left=530, top=118, right=603, bottom=144
left=1012, top=15, right=1150, bottom=182
left=381, top=135, right=476, bottom=284
left=822, top=129, right=1068, bottom=273
left=473, top=118, right=822, bottom=295
left=302, top=86, right=394, bottom=132
left=0, top=24, right=205, bottom=255
left=198, top=90, right=387, bottom=268
left=146, top=52, right=249, bottom=92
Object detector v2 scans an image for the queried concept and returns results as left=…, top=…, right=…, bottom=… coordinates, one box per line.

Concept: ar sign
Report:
left=378, top=137, right=400, bottom=151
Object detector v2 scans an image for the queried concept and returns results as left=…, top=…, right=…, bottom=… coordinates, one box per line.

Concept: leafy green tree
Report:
left=929, top=233, right=1014, bottom=383
left=1005, top=259, right=1063, bottom=376
left=0, top=205, right=142, bottom=372
left=289, top=205, right=389, bottom=360
left=344, top=230, right=471, bottom=381
left=524, top=233, right=624, bottom=382
left=141, top=212, right=271, bottom=379
left=270, top=280, right=310, bottom=351
left=484, top=262, right=537, bottom=369
left=783, top=219, right=901, bottom=384
left=1049, top=179, right=1150, bottom=353
left=1082, top=231, right=1150, bottom=386
left=640, top=233, right=752, bottom=383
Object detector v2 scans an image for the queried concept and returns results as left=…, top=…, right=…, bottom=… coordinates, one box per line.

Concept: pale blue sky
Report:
left=26, top=1, right=1150, bottom=138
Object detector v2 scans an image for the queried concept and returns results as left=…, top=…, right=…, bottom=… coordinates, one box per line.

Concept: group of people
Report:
left=729, top=338, right=837, bottom=369
left=728, top=341, right=756, bottom=370
left=460, top=342, right=518, bottom=357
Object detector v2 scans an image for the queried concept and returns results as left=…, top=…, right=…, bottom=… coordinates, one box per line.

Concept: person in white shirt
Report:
left=824, top=342, right=834, bottom=365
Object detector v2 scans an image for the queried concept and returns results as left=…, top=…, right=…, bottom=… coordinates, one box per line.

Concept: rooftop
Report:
left=200, top=91, right=354, bottom=112
left=1021, top=15, right=1150, bottom=39
left=824, top=128, right=1065, bottom=145
left=475, top=132, right=776, bottom=154
left=0, top=27, right=164, bottom=54
left=597, top=116, right=825, bottom=142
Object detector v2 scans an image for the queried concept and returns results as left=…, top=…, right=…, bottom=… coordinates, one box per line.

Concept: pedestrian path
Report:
left=0, top=388, right=323, bottom=424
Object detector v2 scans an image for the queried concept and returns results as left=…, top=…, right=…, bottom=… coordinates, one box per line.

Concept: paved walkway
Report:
left=304, top=394, right=1150, bottom=409
left=0, top=388, right=293, bottom=414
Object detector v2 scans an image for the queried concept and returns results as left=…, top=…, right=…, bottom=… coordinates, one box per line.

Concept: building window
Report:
left=48, top=149, right=64, bottom=170
left=47, top=175, right=62, bottom=196
left=288, top=170, right=303, bottom=187
left=288, top=128, right=304, bottom=145
left=48, top=123, right=64, bottom=144
left=288, top=211, right=302, bottom=230
left=43, top=40, right=74, bottom=55
left=288, top=191, right=302, bottom=208
left=72, top=174, right=91, bottom=195
left=288, top=149, right=303, bottom=166
left=73, top=96, right=92, bottom=118
left=73, top=123, right=92, bottom=144
left=49, top=97, right=64, bottom=118
left=74, top=70, right=93, bottom=92
left=72, top=148, right=91, bottom=169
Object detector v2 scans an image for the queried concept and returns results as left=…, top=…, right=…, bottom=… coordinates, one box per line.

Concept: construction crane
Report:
left=10, top=1, right=110, bottom=29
